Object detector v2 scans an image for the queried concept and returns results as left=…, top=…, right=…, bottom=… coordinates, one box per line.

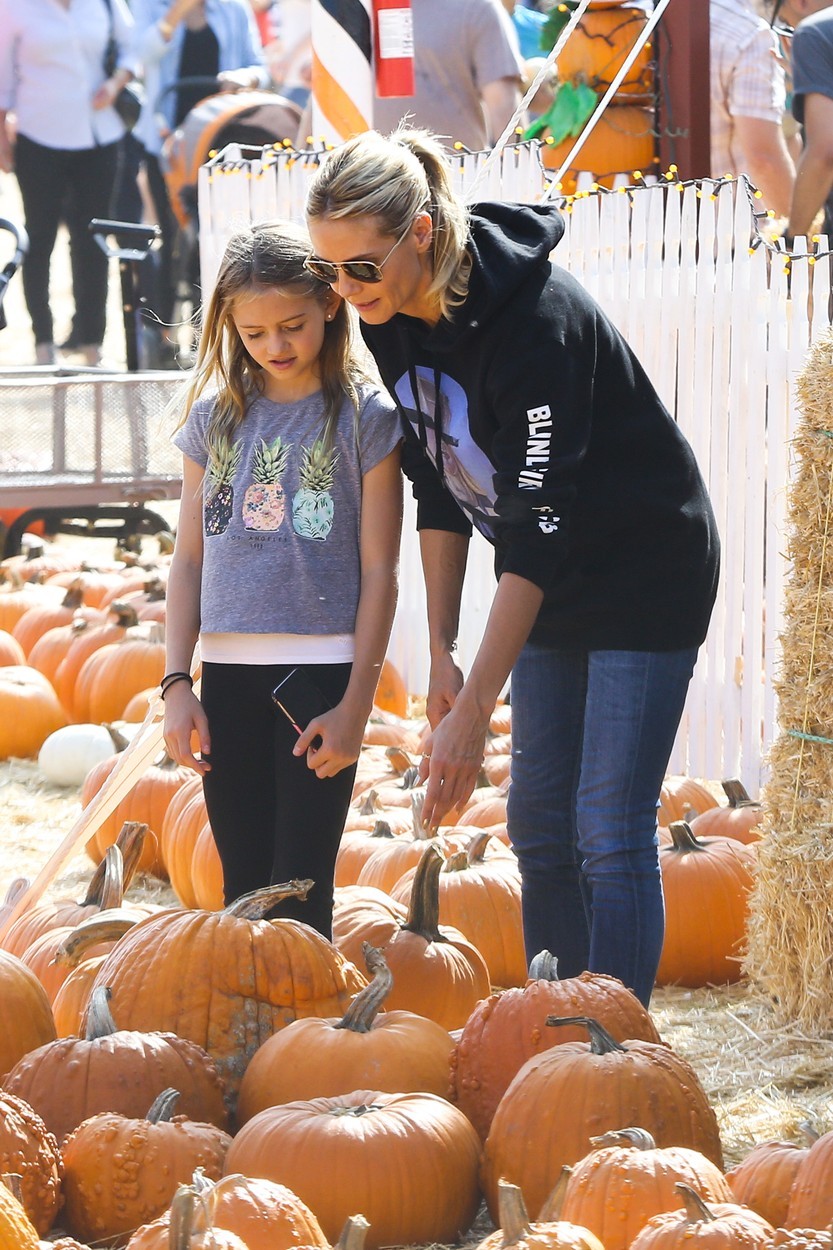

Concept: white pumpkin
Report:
left=38, top=723, right=129, bottom=787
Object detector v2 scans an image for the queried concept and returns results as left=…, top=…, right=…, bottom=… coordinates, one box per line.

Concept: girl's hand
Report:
left=418, top=692, right=489, bottom=828
left=163, top=684, right=211, bottom=776
left=293, top=703, right=365, bottom=779
left=426, top=649, right=464, bottom=729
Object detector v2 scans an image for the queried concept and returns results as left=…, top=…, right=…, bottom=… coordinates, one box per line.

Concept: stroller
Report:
left=152, top=80, right=302, bottom=350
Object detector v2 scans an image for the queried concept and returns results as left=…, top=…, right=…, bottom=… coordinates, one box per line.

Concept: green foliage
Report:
left=541, top=2, right=579, bottom=52
left=523, top=79, right=597, bottom=144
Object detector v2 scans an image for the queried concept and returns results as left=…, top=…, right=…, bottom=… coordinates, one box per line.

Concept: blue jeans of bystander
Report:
left=506, top=644, right=698, bottom=1006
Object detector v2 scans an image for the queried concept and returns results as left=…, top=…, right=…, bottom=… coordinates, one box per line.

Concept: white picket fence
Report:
left=197, top=143, right=833, bottom=790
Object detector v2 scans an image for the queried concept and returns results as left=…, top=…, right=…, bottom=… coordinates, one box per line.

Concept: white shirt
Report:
left=0, top=0, right=137, bottom=150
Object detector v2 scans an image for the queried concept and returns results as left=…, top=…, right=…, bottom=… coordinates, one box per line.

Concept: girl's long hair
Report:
left=306, top=127, right=471, bottom=321
left=177, top=220, right=367, bottom=455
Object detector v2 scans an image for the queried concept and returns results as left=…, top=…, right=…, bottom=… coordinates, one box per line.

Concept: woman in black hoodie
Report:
left=305, top=128, right=719, bottom=1007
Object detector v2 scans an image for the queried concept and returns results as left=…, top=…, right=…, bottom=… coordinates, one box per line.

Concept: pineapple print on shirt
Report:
left=243, top=437, right=292, bottom=531
left=293, top=439, right=339, bottom=541
left=205, top=435, right=244, bottom=535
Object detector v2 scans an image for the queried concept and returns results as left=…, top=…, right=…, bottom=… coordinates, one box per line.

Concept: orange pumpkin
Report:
left=0, top=1180, right=40, bottom=1250
left=236, top=944, right=455, bottom=1122
left=628, top=1183, right=774, bottom=1248
left=72, top=622, right=166, bottom=723
left=225, top=1089, right=482, bottom=1250
left=81, top=751, right=190, bottom=876
left=725, top=1137, right=813, bottom=1227
left=11, top=582, right=99, bottom=657
left=60, top=1088, right=231, bottom=1245
left=4, top=985, right=229, bottom=1144
left=560, top=1128, right=733, bottom=1250
left=689, top=779, right=763, bottom=844
left=0, top=665, right=68, bottom=760
left=656, top=821, right=756, bottom=986
left=373, top=658, right=408, bottom=717
left=53, top=602, right=140, bottom=717
left=0, top=950, right=56, bottom=1078
left=658, top=776, right=719, bottom=826
left=556, top=6, right=654, bottom=99
left=542, top=105, right=657, bottom=195
left=480, top=1016, right=723, bottom=1220
left=0, top=629, right=25, bottom=667
left=451, top=951, right=659, bottom=1140
left=125, top=1173, right=328, bottom=1250
left=0, top=1090, right=63, bottom=1234
left=478, top=1178, right=604, bottom=1250
left=785, top=1126, right=833, bottom=1231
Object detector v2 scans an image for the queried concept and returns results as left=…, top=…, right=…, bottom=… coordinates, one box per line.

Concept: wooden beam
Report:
left=656, top=0, right=711, bottom=180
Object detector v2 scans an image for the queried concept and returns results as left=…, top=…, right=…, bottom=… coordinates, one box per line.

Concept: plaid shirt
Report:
left=710, top=0, right=787, bottom=178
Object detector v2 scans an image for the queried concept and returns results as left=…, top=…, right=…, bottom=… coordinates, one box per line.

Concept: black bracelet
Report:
left=160, top=672, right=193, bottom=699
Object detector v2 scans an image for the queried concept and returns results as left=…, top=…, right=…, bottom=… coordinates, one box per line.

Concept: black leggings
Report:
left=200, top=661, right=356, bottom=939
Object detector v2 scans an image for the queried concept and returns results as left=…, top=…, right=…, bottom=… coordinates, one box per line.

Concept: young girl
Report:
left=162, top=220, right=403, bottom=938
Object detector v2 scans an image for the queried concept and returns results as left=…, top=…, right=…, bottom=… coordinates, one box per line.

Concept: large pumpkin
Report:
left=60, top=1088, right=232, bottom=1246
left=556, top=6, right=654, bottom=99
left=0, top=1181, right=40, bottom=1250
left=373, top=658, right=408, bottom=717
left=725, top=1137, right=812, bottom=1227
left=689, top=779, right=763, bottom=845
left=72, top=622, right=166, bottom=723
left=225, top=1089, right=482, bottom=1250
left=87, top=883, right=366, bottom=1114
left=81, top=751, right=191, bottom=876
left=0, top=1090, right=63, bottom=1235
left=656, top=821, right=756, bottom=986
left=785, top=1126, right=833, bottom=1231
left=542, top=104, right=656, bottom=195
left=480, top=1016, right=724, bottom=1219
left=478, top=1178, right=604, bottom=1250
left=559, top=1128, right=733, bottom=1250
left=4, top=986, right=229, bottom=1143
left=451, top=952, right=660, bottom=1139
left=235, top=944, right=455, bottom=1123
left=0, top=950, right=56, bottom=1078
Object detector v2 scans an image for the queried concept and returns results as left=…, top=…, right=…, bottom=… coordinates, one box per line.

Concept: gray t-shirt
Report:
left=173, top=384, right=401, bottom=635
left=791, top=8, right=833, bottom=122
left=372, top=0, right=523, bottom=151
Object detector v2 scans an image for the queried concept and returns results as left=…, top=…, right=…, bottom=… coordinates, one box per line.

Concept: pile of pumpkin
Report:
left=4, top=549, right=833, bottom=1246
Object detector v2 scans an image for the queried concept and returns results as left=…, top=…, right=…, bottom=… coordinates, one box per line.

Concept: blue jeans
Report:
left=507, top=645, right=698, bottom=1006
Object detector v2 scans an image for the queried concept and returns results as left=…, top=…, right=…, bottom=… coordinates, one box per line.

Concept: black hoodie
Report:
left=361, top=201, right=720, bottom=651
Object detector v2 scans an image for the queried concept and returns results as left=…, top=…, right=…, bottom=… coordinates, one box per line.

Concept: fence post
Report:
left=656, top=0, right=710, bottom=179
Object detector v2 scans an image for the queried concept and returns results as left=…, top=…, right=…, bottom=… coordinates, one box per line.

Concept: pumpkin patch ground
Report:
left=4, top=755, right=833, bottom=1250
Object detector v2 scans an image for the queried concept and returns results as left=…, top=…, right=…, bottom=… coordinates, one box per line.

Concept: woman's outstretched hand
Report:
left=163, top=684, right=211, bottom=776
left=419, top=690, right=490, bottom=828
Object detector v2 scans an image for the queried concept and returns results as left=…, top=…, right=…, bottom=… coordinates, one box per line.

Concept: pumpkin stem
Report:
left=589, top=1127, right=656, bottom=1151
left=147, top=1087, right=181, bottom=1123
left=57, top=909, right=139, bottom=967
left=105, top=723, right=132, bottom=753
left=545, top=1015, right=627, bottom=1054
left=444, top=850, right=469, bottom=873
left=411, top=790, right=436, bottom=838
left=674, top=1183, right=718, bottom=1223
left=336, top=945, right=392, bottom=1033
left=0, top=878, right=30, bottom=909
left=401, top=844, right=447, bottom=942
left=798, top=1119, right=820, bottom=1145
left=359, top=790, right=381, bottom=816
left=494, top=1180, right=533, bottom=1244
left=169, top=1184, right=209, bottom=1247
left=385, top=746, right=413, bottom=776
left=115, top=820, right=152, bottom=892
left=466, top=830, right=493, bottom=866
left=85, top=985, right=118, bottom=1039
left=528, top=950, right=559, bottom=981
left=536, top=1167, right=572, bottom=1222
left=62, top=579, right=86, bottom=610
left=224, top=880, right=313, bottom=918
left=336, top=1215, right=371, bottom=1250
left=370, top=820, right=395, bottom=840
left=667, top=821, right=709, bottom=853
left=720, top=779, right=758, bottom=809
left=81, top=841, right=124, bottom=908
left=108, top=601, right=141, bottom=628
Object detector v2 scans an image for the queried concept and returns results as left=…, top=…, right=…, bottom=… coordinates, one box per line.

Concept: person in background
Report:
left=710, top=0, right=796, bottom=218
left=163, top=221, right=401, bottom=936
left=0, top=0, right=137, bottom=365
left=371, top=0, right=524, bottom=152
left=130, top=0, right=269, bottom=365
left=305, top=128, right=719, bottom=1006
left=776, top=0, right=833, bottom=244
left=500, top=0, right=548, bottom=59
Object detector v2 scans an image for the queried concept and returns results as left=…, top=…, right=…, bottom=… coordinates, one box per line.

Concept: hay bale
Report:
left=746, top=328, right=833, bottom=1028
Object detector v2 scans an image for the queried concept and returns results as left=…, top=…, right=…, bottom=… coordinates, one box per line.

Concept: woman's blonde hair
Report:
left=177, top=220, right=367, bottom=459
left=306, top=128, right=471, bottom=320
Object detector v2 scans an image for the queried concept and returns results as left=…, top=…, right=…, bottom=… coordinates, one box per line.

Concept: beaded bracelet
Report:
left=160, top=671, right=193, bottom=699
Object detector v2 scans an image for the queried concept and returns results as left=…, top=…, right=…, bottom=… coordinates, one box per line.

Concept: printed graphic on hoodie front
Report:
left=395, top=368, right=498, bottom=539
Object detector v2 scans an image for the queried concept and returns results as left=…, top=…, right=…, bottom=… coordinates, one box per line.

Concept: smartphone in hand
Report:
left=271, top=668, right=332, bottom=736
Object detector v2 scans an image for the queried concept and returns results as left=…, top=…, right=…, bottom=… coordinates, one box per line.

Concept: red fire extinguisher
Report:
left=372, top=0, right=415, bottom=98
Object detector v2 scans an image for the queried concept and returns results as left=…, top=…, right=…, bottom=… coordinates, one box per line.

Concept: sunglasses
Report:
left=304, top=222, right=412, bottom=286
